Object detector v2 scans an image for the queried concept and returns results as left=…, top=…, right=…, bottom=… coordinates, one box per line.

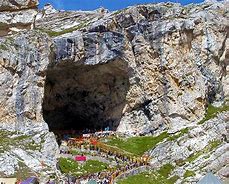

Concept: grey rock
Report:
left=0, top=0, right=38, bottom=11
left=0, top=0, right=228, bottom=182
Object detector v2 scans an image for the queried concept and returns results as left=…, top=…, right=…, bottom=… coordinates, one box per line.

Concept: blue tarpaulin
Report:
left=87, top=179, right=97, bottom=184
left=197, top=172, right=222, bottom=184
left=21, top=177, right=38, bottom=184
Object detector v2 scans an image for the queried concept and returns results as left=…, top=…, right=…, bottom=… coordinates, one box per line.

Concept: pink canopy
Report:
left=75, top=155, right=86, bottom=161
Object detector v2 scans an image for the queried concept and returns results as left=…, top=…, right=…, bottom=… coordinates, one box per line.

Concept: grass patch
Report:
left=12, top=161, right=35, bottom=180
left=37, top=21, right=90, bottom=37
left=0, top=37, right=15, bottom=51
left=186, top=139, right=222, bottom=163
left=70, top=149, right=81, bottom=155
left=58, top=157, right=79, bottom=174
left=0, top=130, right=41, bottom=153
left=117, top=172, right=156, bottom=184
left=187, top=151, right=202, bottom=163
left=83, top=160, right=108, bottom=173
left=104, top=128, right=189, bottom=157
left=117, top=171, right=179, bottom=184
left=198, top=104, right=229, bottom=124
left=167, top=128, right=189, bottom=141
left=157, top=163, right=175, bottom=178
left=58, top=157, right=108, bottom=177
left=169, top=175, right=180, bottom=183
left=0, top=43, right=8, bottom=50
left=112, top=7, right=128, bottom=16
left=184, top=170, right=195, bottom=178
left=97, top=142, right=134, bottom=157
left=112, top=9, right=123, bottom=15
left=104, top=132, right=169, bottom=156
left=209, top=140, right=222, bottom=149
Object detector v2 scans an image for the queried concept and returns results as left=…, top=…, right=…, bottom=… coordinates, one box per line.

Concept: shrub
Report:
left=184, top=170, right=195, bottom=178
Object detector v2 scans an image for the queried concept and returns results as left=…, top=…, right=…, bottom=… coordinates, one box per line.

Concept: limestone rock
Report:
left=0, top=0, right=38, bottom=11
left=0, top=9, right=37, bottom=35
left=35, top=6, right=107, bottom=32
left=0, top=31, right=51, bottom=124
left=0, top=127, right=58, bottom=179
left=0, top=0, right=38, bottom=36
left=0, top=0, right=228, bottom=181
left=0, top=153, right=18, bottom=176
left=43, top=3, right=57, bottom=15
left=149, top=112, right=229, bottom=183
left=0, top=0, right=228, bottom=139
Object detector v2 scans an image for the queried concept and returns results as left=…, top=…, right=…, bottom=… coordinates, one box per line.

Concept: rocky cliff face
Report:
left=0, top=0, right=228, bottom=182
left=150, top=111, right=228, bottom=183
left=36, top=1, right=229, bottom=135
left=0, top=0, right=38, bottom=36
left=0, top=1, right=59, bottom=181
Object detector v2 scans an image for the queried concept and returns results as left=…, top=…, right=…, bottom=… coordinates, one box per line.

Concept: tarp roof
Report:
left=197, top=172, right=222, bottom=184
left=87, top=179, right=97, bottom=184
left=21, top=177, right=38, bottom=184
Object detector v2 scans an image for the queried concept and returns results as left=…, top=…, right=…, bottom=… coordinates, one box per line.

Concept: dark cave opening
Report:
left=42, top=61, right=129, bottom=133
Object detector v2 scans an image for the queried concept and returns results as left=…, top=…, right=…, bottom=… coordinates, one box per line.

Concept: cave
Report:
left=42, top=60, right=130, bottom=133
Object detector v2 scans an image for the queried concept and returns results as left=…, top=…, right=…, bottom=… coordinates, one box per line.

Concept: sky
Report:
left=38, top=0, right=205, bottom=11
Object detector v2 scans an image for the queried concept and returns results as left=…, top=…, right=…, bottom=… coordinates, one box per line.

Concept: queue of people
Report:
left=58, top=130, right=150, bottom=184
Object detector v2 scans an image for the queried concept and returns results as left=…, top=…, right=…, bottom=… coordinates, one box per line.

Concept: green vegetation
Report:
left=112, top=7, right=128, bottom=15
left=98, top=142, right=135, bottom=157
left=117, top=169, right=179, bottom=184
left=169, top=175, right=180, bottom=183
left=175, top=159, right=186, bottom=166
left=69, top=149, right=89, bottom=156
left=112, top=9, right=123, bottom=15
left=58, top=157, right=108, bottom=177
left=184, top=170, right=195, bottom=178
left=0, top=130, right=41, bottom=153
left=117, top=172, right=157, bottom=184
left=117, top=164, right=178, bottom=184
left=104, top=132, right=169, bottom=156
left=104, top=128, right=191, bottom=156
left=0, top=43, right=8, bottom=50
left=198, top=104, right=229, bottom=124
left=37, top=21, right=90, bottom=37
left=209, top=139, right=222, bottom=149
left=0, top=36, right=15, bottom=51
left=186, top=139, right=222, bottom=163
left=83, top=160, right=108, bottom=173
left=167, top=128, right=189, bottom=141
left=12, top=161, right=35, bottom=180
left=58, top=157, right=79, bottom=174
left=70, top=149, right=81, bottom=155
left=158, top=163, right=175, bottom=178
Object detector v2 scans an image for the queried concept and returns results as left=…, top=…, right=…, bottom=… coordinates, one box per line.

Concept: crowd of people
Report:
left=58, top=129, right=150, bottom=184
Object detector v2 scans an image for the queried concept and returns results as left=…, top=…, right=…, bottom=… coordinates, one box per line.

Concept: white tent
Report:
left=0, top=178, right=17, bottom=184
left=197, top=172, right=222, bottom=184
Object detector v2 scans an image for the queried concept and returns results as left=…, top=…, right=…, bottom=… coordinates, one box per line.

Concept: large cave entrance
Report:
left=42, top=60, right=129, bottom=133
